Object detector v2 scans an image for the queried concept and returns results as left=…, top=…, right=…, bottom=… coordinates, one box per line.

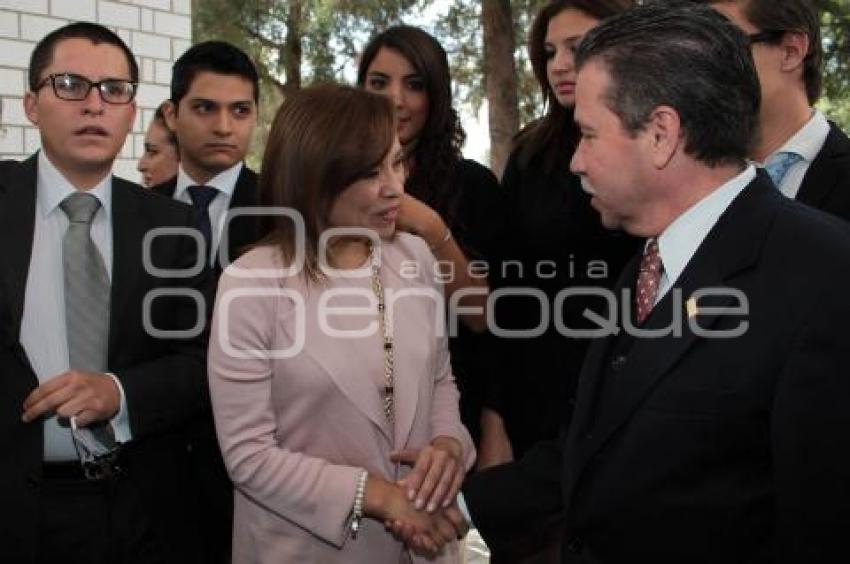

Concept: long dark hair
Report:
left=516, top=0, right=634, bottom=172
left=358, top=25, right=466, bottom=230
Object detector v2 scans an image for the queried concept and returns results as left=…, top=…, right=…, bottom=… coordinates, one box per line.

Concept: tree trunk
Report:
left=284, top=0, right=303, bottom=91
left=481, top=0, right=519, bottom=179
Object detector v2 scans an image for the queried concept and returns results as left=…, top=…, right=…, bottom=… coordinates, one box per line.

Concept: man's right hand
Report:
left=387, top=500, right=470, bottom=555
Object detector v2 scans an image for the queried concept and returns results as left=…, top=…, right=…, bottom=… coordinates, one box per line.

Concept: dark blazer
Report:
left=0, top=155, right=211, bottom=564
left=152, top=165, right=259, bottom=563
left=464, top=173, right=850, bottom=563
left=796, top=121, right=850, bottom=221
left=151, top=165, right=260, bottom=273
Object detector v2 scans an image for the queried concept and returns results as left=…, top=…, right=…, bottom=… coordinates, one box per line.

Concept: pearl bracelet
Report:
left=350, top=470, right=368, bottom=539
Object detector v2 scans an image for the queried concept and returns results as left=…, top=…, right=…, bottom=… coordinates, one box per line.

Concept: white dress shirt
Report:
left=653, top=166, right=756, bottom=301
left=20, top=151, right=130, bottom=461
left=757, top=109, right=829, bottom=199
left=172, top=162, right=242, bottom=266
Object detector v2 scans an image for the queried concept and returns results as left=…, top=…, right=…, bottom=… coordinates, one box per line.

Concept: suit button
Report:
left=610, top=354, right=627, bottom=372
left=566, top=536, right=584, bottom=554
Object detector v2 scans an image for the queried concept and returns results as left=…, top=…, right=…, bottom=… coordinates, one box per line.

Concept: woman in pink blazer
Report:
left=208, top=84, right=475, bottom=563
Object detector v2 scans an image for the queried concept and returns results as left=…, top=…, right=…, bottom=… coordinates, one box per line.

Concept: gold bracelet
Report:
left=429, top=228, right=453, bottom=253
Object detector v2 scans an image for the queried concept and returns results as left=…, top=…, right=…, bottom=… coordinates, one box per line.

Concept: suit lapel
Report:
left=796, top=123, right=850, bottom=208
left=302, top=342, right=394, bottom=443
left=229, top=166, right=257, bottom=211
left=108, top=179, right=146, bottom=361
left=1, top=156, right=38, bottom=341
left=221, top=166, right=259, bottom=268
left=567, top=177, right=782, bottom=487
left=296, top=280, right=394, bottom=442
left=388, top=289, right=423, bottom=451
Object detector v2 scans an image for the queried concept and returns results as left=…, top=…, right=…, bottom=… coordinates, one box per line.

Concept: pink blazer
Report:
left=208, top=233, right=475, bottom=563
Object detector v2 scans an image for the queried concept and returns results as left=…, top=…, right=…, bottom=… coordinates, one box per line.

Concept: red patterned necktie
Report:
left=635, top=237, right=663, bottom=325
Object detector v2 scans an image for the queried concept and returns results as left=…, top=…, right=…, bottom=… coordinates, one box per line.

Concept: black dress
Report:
left=488, top=147, right=641, bottom=458
left=437, top=158, right=505, bottom=445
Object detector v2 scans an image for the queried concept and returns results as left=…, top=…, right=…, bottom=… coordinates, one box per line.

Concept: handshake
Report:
left=366, top=437, right=471, bottom=556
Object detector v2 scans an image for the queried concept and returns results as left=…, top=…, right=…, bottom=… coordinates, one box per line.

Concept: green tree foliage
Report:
left=817, top=0, right=850, bottom=129
left=192, top=0, right=423, bottom=167
left=433, top=0, right=547, bottom=128
left=191, top=0, right=850, bottom=166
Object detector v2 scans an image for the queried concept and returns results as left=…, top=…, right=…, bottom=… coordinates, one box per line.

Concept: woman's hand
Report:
left=364, top=475, right=456, bottom=555
left=396, top=193, right=490, bottom=333
left=391, top=436, right=465, bottom=513
left=395, top=194, right=445, bottom=246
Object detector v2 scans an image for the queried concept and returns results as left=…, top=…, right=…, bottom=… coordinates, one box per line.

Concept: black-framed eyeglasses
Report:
left=36, top=73, right=137, bottom=104
left=747, top=30, right=786, bottom=46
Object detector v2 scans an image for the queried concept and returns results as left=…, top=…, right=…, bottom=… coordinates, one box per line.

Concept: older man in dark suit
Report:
left=0, top=22, right=210, bottom=564
left=428, top=4, right=850, bottom=563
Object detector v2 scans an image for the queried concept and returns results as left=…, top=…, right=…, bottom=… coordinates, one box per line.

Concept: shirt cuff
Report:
left=105, top=372, right=132, bottom=443
left=456, top=492, right=475, bottom=529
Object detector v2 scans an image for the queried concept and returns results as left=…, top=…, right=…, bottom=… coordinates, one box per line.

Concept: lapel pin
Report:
left=686, top=296, right=699, bottom=319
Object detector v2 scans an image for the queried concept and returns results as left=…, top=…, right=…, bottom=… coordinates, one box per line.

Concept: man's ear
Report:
left=646, top=105, right=681, bottom=169
left=23, top=91, right=39, bottom=126
left=162, top=100, right=178, bottom=131
left=779, top=30, right=809, bottom=73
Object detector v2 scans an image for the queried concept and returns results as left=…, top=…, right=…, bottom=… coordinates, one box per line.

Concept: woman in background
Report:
left=208, top=84, right=473, bottom=563
left=358, top=25, right=505, bottom=447
left=137, top=103, right=179, bottom=187
left=481, top=0, right=639, bottom=560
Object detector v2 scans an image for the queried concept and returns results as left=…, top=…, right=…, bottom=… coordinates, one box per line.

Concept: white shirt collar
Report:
left=764, top=109, right=829, bottom=165
left=37, top=151, right=112, bottom=219
left=656, top=165, right=756, bottom=289
left=174, top=161, right=243, bottom=199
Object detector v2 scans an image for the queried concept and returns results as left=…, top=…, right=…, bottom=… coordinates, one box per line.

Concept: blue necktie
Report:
left=764, top=151, right=803, bottom=188
left=188, top=185, right=218, bottom=260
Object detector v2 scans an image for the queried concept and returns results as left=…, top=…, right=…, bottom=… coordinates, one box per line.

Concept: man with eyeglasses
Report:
left=0, top=21, right=211, bottom=564
left=696, top=0, right=850, bottom=220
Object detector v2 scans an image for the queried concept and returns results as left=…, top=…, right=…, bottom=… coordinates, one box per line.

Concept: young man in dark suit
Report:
left=407, top=4, right=850, bottom=562
left=151, top=40, right=263, bottom=563
left=700, top=0, right=850, bottom=220
left=0, top=22, right=211, bottom=563
left=153, top=41, right=261, bottom=274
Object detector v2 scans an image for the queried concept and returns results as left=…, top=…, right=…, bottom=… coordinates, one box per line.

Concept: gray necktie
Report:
left=61, top=192, right=110, bottom=373
left=60, top=193, right=117, bottom=457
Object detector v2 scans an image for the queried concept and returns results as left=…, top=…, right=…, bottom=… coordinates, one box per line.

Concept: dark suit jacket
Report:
left=464, top=173, right=850, bottom=563
left=151, top=165, right=259, bottom=563
left=0, top=155, right=212, bottom=564
left=797, top=121, right=850, bottom=221
left=151, top=165, right=260, bottom=274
